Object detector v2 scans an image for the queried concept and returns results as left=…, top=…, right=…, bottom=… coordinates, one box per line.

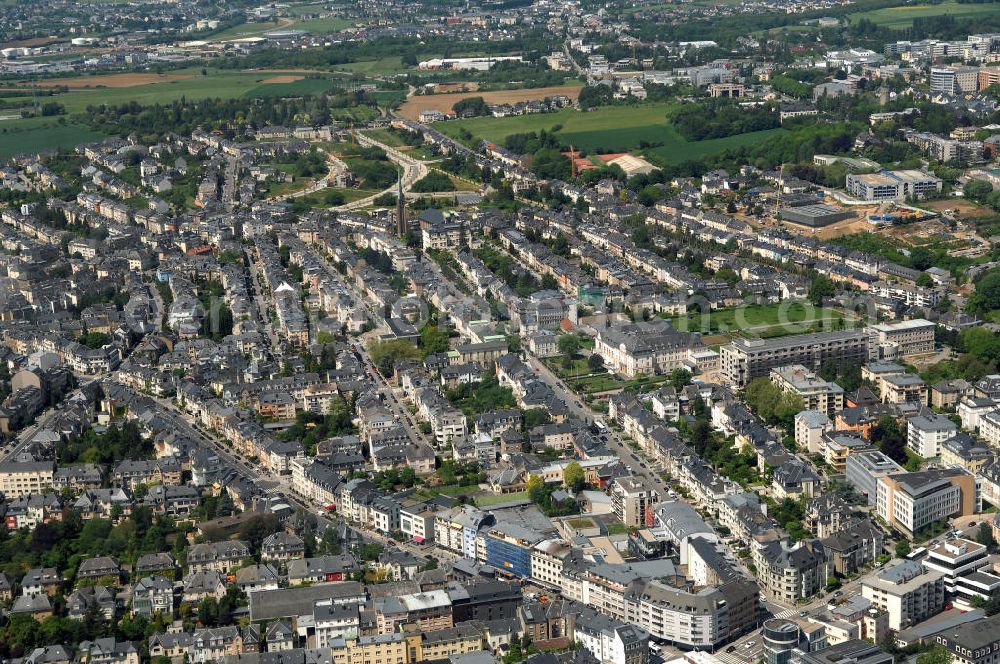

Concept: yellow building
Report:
left=330, top=624, right=484, bottom=664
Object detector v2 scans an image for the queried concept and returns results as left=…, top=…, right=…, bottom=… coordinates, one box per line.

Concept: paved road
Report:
left=307, top=243, right=429, bottom=448
left=524, top=352, right=669, bottom=495
left=334, top=132, right=429, bottom=211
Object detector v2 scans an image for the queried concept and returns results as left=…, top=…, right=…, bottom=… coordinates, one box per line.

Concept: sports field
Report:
left=0, top=116, right=105, bottom=159
left=435, top=103, right=788, bottom=165
left=846, top=0, right=999, bottom=27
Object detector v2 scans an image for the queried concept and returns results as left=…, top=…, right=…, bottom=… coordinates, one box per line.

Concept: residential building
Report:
left=861, top=559, right=945, bottom=630
left=720, top=330, right=869, bottom=387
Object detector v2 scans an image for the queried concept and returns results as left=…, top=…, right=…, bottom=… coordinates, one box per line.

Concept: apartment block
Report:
left=861, top=559, right=945, bottom=630
left=720, top=330, right=869, bottom=387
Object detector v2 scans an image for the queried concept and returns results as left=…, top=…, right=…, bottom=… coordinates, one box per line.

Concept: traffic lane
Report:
left=524, top=354, right=663, bottom=491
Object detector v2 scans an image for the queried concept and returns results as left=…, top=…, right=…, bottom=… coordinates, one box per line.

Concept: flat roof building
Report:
left=720, top=330, right=869, bottom=387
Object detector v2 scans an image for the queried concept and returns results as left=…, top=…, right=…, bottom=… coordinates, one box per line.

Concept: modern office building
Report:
left=846, top=170, right=943, bottom=202
left=876, top=468, right=978, bottom=538
left=763, top=619, right=800, bottom=664
left=930, top=65, right=979, bottom=95
left=922, top=539, right=1000, bottom=607
left=845, top=450, right=904, bottom=506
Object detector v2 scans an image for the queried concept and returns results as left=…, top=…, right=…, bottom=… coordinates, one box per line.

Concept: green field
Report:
left=294, top=16, right=353, bottom=33
left=664, top=301, right=859, bottom=335
left=0, top=69, right=372, bottom=115
left=9, top=70, right=272, bottom=113
left=435, top=104, right=789, bottom=165
left=846, top=0, right=1000, bottom=27
left=209, top=21, right=287, bottom=40
left=332, top=57, right=405, bottom=75
left=245, top=77, right=340, bottom=98
left=0, top=116, right=105, bottom=159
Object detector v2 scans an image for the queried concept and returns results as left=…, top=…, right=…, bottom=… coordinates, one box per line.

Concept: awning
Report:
left=412, top=536, right=425, bottom=543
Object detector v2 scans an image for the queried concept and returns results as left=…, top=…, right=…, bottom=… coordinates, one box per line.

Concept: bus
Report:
left=906, top=547, right=927, bottom=560
left=594, top=419, right=607, bottom=432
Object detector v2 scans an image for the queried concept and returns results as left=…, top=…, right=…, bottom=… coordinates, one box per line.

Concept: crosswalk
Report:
left=715, top=651, right=745, bottom=664
left=771, top=607, right=800, bottom=619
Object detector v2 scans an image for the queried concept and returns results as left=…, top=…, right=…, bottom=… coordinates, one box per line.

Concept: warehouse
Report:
left=781, top=204, right=856, bottom=227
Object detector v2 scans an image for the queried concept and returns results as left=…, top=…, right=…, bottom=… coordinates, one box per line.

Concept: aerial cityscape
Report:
left=1, top=2, right=1000, bottom=664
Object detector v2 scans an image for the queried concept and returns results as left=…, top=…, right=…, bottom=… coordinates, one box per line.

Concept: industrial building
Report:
left=780, top=204, right=855, bottom=228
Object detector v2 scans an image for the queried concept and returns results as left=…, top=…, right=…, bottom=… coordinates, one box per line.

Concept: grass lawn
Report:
left=436, top=103, right=790, bottom=165
left=846, top=0, right=1000, bottom=27
left=568, top=374, right=624, bottom=394
left=0, top=116, right=105, bottom=159
left=209, top=21, right=288, bottom=40
left=664, top=301, right=858, bottom=335
left=330, top=105, right=381, bottom=123
left=434, top=171, right=479, bottom=191
left=363, top=129, right=409, bottom=147
left=475, top=491, right=530, bottom=507
left=402, top=145, right=440, bottom=161
left=544, top=356, right=598, bottom=380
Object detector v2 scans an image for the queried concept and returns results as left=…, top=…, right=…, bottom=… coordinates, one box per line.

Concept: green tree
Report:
left=558, top=335, right=581, bottom=358
left=978, top=522, right=996, bottom=551
left=668, top=368, right=692, bottom=391
left=808, top=274, right=835, bottom=306
left=563, top=462, right=585, bottom=493
left=527, top=475, right=547, bottom=504
left=198, top=597, right=219, bottom=627
left=367, top=339, right=420, bottom=377
left=420, top=322, right=450, bottom=358
left=968, top=268, right=1000, bottom=316
left=964, top=179, right=994, bottom=203
left=916, top=646, right=952, bottom=664
left=895, top=538, right=911, bottom=559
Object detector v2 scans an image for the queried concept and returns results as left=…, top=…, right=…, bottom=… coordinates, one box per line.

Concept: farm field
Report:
left=0, top=69, right=317, bottom=113
left=435, top=103, right=789, bottom=165
left=0, top=116, right=105, bottom=159
left=245, top=77, right=340, bottom=98
left=846, top=0, right=1000, bottom=27
left=331, top=57, right=405, bottom=76
left=11, top=73, right=193, bottom=88
left=398, top=84, right=583, bottom=120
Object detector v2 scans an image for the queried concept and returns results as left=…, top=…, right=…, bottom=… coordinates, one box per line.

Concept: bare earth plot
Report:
left=398, top=85, right=582, bottom=120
